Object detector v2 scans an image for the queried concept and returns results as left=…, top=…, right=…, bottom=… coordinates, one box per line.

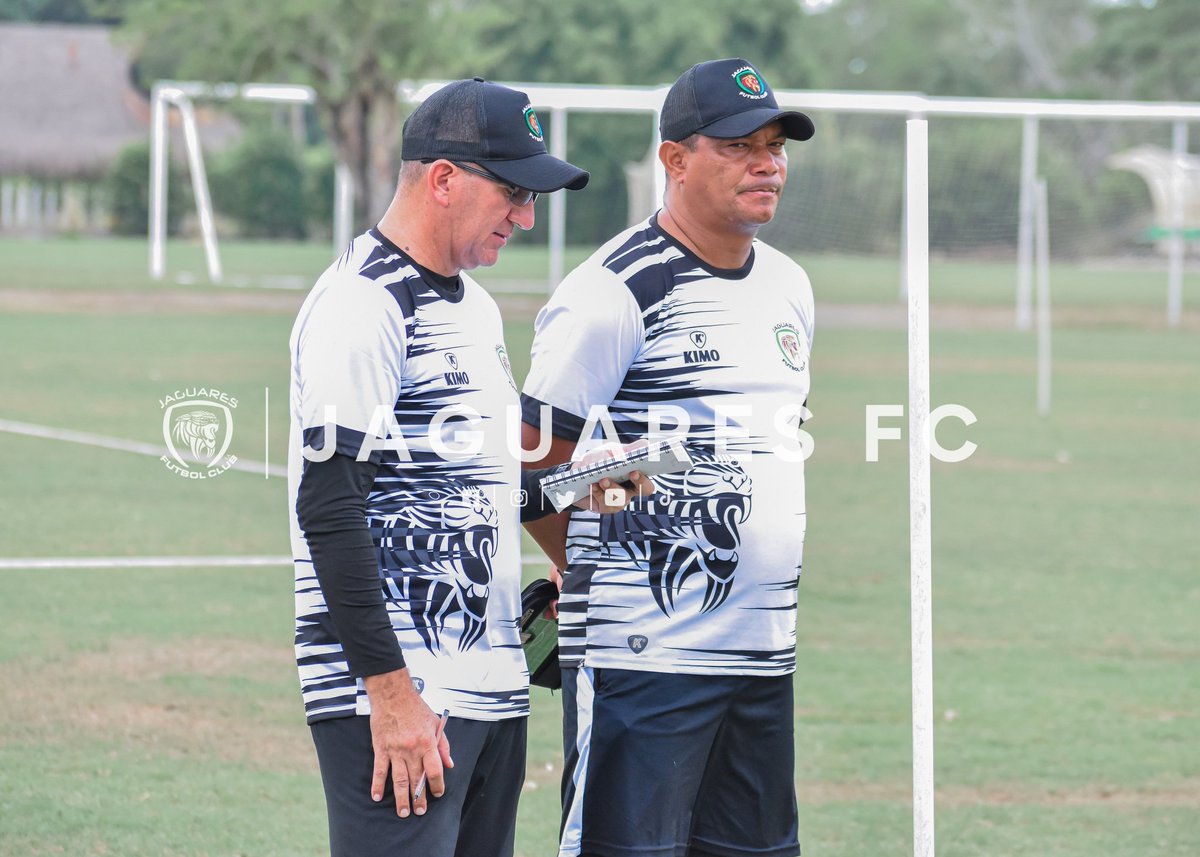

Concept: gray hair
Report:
left=398, top=160, right=430, bottom=189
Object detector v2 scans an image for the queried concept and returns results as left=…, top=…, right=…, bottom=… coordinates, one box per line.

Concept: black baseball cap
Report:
left=402, top=77, right=589, bottom=193
left=660, top=58, right=815, bottom=143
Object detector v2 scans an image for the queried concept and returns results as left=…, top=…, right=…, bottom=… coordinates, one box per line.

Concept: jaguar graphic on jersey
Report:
left=373, top=482, right=498, bottom=652
left=602, top=456, right=752, bottom=616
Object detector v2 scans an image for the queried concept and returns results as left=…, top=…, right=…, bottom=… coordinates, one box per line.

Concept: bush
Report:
left=211, top=131, right=308, bottom=240
left=302, top=145, right=337, bottom=241
left=105, top=141, right=189, bottom=236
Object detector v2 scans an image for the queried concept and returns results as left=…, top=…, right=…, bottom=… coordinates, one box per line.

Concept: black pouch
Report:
left=519, top=578, right=561, bottom=690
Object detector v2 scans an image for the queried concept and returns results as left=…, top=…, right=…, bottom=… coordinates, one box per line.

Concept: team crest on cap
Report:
left=733, top=66, right=768, bottom=100
left=523, top=105, right=543, bottom=141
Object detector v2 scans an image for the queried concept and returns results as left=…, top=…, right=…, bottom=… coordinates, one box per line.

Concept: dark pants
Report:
left=561, top=667, right=799, bottom=857
left=311, top=714, right=527, bottom=857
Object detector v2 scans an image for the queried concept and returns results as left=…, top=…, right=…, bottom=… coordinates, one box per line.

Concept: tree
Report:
left=117, top=0, right=454, bottom=230
left=453, top=0, right=824, bottom=242
left=458, top=0, right=820, bottom=89
left=0, top=0, right=118, bottom=22
left=1079, top=0, right=1200, bottom=102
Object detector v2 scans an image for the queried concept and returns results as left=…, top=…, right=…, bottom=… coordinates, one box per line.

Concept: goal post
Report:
left=905, top=116, right=935, bottom=857
left=151, top=80, right=1199, bottom=324
left=148, top=80, right=353, bottom=285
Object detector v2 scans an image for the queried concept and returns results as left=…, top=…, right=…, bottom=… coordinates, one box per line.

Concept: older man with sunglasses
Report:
left=287, top=77, right=651, bottom=857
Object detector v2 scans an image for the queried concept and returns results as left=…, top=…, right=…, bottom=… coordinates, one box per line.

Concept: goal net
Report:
left=758, top=110, right=1191, bottom=319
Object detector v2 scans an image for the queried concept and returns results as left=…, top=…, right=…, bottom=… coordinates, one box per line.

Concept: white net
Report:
left=758, top=111, right=1192, bottom=311
left=763, top=113, right=1180, bottom=258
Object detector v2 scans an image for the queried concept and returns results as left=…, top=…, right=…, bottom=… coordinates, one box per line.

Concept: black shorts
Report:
left=310, top=714, right=527, bottom=857
left=560, top=667, right=799, bottom=857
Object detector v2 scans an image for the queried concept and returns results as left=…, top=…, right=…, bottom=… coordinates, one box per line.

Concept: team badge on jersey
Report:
left=496, top=344, right=517, bottom=391
left=733, top=66, right=768, bottom=99
left=773, top=323, right=806, bottom=372
left=523, top=105, right=543, bottom=142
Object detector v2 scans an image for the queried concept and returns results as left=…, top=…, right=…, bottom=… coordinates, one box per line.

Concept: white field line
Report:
left=0, top=555, right=291, bottom=570
left=0, top=418, right=287, bottom=478
left=0, top=554, right=552, bottom=570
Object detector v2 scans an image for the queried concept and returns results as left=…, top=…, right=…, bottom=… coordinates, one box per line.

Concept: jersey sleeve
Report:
left=520, top=267, right=643, bottom=442
left=292, top=286, right=408, bottom=463
left=296, top=452, right=404, bottom=678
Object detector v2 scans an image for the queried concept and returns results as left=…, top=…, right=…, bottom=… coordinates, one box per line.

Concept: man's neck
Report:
left=656, top=205, right=754, bottom=270
left=376, top=202, right=460, bottom=277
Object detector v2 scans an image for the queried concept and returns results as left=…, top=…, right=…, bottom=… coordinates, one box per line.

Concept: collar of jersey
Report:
left=369, top=227, right=466, bottom=303
left=650, top=212, right=756, bottom=281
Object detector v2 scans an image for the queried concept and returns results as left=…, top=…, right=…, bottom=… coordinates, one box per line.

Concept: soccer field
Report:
left=1, top=238, right=1197, bottom=856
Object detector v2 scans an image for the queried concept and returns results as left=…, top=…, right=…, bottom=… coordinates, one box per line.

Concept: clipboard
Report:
left=539, top=437, right=693, bottom=512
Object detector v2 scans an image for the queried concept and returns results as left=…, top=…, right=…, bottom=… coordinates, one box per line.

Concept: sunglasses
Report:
left=449, top=161, right=539, bottom=208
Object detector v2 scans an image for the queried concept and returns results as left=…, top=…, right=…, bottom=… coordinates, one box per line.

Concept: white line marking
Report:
left=0, top=418, right=287, bottom=478
left=0, top=554, right=552, bottom=570
left=264, top=386, right=270, bottom=479
left=0, top=555, right=292, bottom=570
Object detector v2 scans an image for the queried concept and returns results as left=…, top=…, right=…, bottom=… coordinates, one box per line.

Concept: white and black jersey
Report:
left=522, top=215, right=814, bottom=676
left=288, top=229, right=528, bottom=724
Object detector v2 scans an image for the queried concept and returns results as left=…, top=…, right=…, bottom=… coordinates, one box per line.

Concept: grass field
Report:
left=0, top=238, right=1197, bottom=856
left=5, top=234, right=1198, bottom=310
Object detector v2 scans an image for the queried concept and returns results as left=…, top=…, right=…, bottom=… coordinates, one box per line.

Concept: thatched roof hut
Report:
left=0, top=22, right=237, bottom=180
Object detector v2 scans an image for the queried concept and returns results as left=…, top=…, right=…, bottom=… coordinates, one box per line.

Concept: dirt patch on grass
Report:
left=2, top=637, right=316, bottom=774
left=0, top=288, right=306, bottom=315
left=0, top=286, right=553, bottom=324
left=8, top=286, right=1197, bottom=332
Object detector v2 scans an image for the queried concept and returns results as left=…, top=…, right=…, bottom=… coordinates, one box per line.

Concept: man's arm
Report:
left=520, top=423, right=576, bottom=570
left=296, top=452, right=451, bottom=818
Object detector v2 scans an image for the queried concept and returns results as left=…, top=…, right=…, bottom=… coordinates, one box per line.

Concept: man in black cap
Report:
left=286, top=77, right=648, bottom=857
left=520, top=59, right=816, bottom=857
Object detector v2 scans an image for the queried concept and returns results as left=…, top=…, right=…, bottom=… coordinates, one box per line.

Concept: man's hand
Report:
left=363, top=669, right=454, bottom=818
left=570, top=440, right=657, bottom=513
left=543, top=565, right=563, bottom=620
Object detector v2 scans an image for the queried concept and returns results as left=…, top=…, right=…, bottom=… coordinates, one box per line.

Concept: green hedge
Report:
left=105, top=142, right=189, bottom=236
left=209, top=130, right=309, bottom=240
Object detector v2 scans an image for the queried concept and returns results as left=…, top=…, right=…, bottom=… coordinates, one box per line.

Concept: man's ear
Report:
left=659, top=140, right=690, bottom=185
left=427, top=160, right=456, bottom=208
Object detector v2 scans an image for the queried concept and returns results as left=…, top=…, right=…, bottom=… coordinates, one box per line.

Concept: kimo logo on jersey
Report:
left=627, top=635, right=649, bottom=653
left=523, top=105, right=543, bottom=142
left=732, top=66, right=768, bottom=99
left=684, top=329, right=721, bottom=364
left=444, top=352, right=471, bottom=386
left=495, top=344, right=517, bottom=391
left=773, top=323, right=806, bottom=372
left=158, top=387, right=238, bottom=479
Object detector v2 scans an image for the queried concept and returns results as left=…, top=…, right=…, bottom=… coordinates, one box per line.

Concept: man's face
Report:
left=448, top=165, right=536, bottom=271
left=678, top=121, right=788, bottom=233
